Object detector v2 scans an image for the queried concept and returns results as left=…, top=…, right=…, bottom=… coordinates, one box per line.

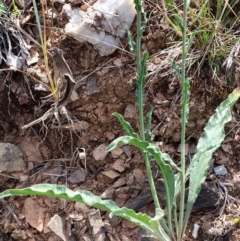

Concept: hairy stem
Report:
left=178, top=0, right=189, bottom=239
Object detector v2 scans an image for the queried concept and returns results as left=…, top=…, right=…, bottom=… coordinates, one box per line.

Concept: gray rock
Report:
left=88, top=210, right=105, bottom=241
left=93, top=144, right=108, bottom=162
left=122, top=145, right=132, bottom=158
left=0, top=143, right=25, bottom=173
left=68, top=169, right=87, bottom=184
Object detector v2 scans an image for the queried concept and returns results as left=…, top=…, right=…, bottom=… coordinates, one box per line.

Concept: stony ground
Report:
left=0, top=0, right=240, bottom=241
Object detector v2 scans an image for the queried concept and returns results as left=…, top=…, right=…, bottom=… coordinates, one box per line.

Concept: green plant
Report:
left=0, top=1, right=240, bottom=241
left=0, top=3, right=6, bottom=15
left=160, top=0, right=240, bottom=73
left=0, top=0, right=19, bottom=16
left=12, top=0, right=19, bottom=16
left=32, top=0, right=58, bottom=99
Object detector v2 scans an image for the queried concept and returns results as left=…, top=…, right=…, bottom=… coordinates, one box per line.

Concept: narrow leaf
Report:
left=107, top=135, right=179, bottom=171
left=0, top=184, right=167, bottom=240
left=138, top=52, right=148, bottom=86
left=0, top=3, right=6, bottom=15
left=173, top=14, right=184, bottom=34
left=126, top=29, right=136, bottom=53
left=181, top=80, right=190, bottom=123
left=145, top=107, right=154, bottom=143
left=106, top=136, right=176, bottom=215
left=12, top=0, right=19, bottom=16
left=184, top=88, right=240, bottom=229
left=32, top=0, right=43, bottom=47
left=133, top=0, right=141, bottom=12
left=140, top=11, right=148, bottom=35
left=112, top=112, right=138, bottom=138
left=171, top=60, right=181, bottom=79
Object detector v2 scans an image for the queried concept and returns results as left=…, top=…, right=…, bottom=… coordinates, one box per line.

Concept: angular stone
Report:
left=93, top=144, right=108, bottom=162
left=112, top=159, right=125, bottom=172
left=115, top=186, right=130, bottom=199
left=11, top=229, right=28, bottom=240
left=122, top=145, right=132, bottom=158
left=0, top=143, right=25, bottom=173
left=124, top=104, right=136, bottom=118
left=24, top=198, right=45, bottom=232
left=68, top=169, right=86, bottom=184
left=101, top=170, right=120, bottom=183
left=47, top=215, right=66, bottom=241
left=112, top=177, right=127, bottom=188
left=74, top=203, right=90, bottom=214
left=100, top=187, right=115, bottom=199
left=111, top=147, right=123, bottom=158
left=88, top=210, right=105, bottom=241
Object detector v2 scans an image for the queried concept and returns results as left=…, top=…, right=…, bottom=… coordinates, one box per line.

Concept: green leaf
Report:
left=187, top=33, right=195, bottom=51
left=126, top=29, right=136, bottom=53
left=106, top=136, right=177, bottom=215
left=140, top=11, right=148, bottom=35
left=107, top=135, right=179, bottom=170
left=112, top=112, right=138, bottom=138
left=173, top=14, right=184, bottom=34
left=155, top=156, right=175, bottom=226
left=171, top=60, right=181, bottom=79
left=174, top=173, right=181, bottom=198
left=145, top=107, right=154, bottom=143
left=0, top=3, right=6, bottom=15
left=184, top=88, right=240, bottom=229
left=0, top=184, right=167, bottom=240
left=151, top=208, right=165, bottom=221
left=134, top=0, right=141, bottom=12
left=138, top=52, right=149, bottom=86
left=12, top=0, right=19, bottom=16
left=181, top=80, right=190, bottom=124
left=32, top=0, right=43, bottom=47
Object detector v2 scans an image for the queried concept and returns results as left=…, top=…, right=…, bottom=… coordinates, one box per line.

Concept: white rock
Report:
left=192, top=223, right=200, bottom=239
left=63, top=0, right=136, bottom=56
left=93, top=144, right=108, bottom=161
left=214, top=165, right=228, bottom=176
left=47, top=215, right=66, bottom=241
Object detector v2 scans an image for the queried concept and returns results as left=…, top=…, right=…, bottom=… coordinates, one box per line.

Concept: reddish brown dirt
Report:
left=0, top=1, right=240, bottom=241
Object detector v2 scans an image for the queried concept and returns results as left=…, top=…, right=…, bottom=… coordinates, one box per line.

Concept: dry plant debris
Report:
left=0, top=0, right=240, bottom=240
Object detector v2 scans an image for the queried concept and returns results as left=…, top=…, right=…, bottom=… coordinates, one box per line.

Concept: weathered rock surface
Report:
left=0, top=143, right=25, bottom=173
left=24, top=198, right=46, bottom=232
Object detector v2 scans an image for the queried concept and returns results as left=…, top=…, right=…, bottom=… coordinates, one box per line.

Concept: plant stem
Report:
left=143, top=152, right=169, bottom=235
left=41, top=2, right=57, bottom=99
left=135, top=1, right=144, bottom=141
left=135, top=0, right=167, bottom=235
left=178, top=0, right=188, bottom=239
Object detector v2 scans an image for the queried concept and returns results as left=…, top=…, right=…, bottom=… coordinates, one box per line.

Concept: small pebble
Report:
left=214, top=165, right=227, bottom=176
left=122, top=146, right=132, bottom=158
left=111, top=147, right=123, bottom=158
left=68, top=169, right=86, bottom=184
left=192, top=223, right=200, bottom=239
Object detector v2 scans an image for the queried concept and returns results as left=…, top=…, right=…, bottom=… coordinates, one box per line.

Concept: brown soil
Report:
left=0, top=1, right=240, bottom=241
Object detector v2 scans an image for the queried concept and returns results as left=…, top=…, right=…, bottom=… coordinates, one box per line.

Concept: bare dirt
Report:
left=0, top=1, right=240, bottom=241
